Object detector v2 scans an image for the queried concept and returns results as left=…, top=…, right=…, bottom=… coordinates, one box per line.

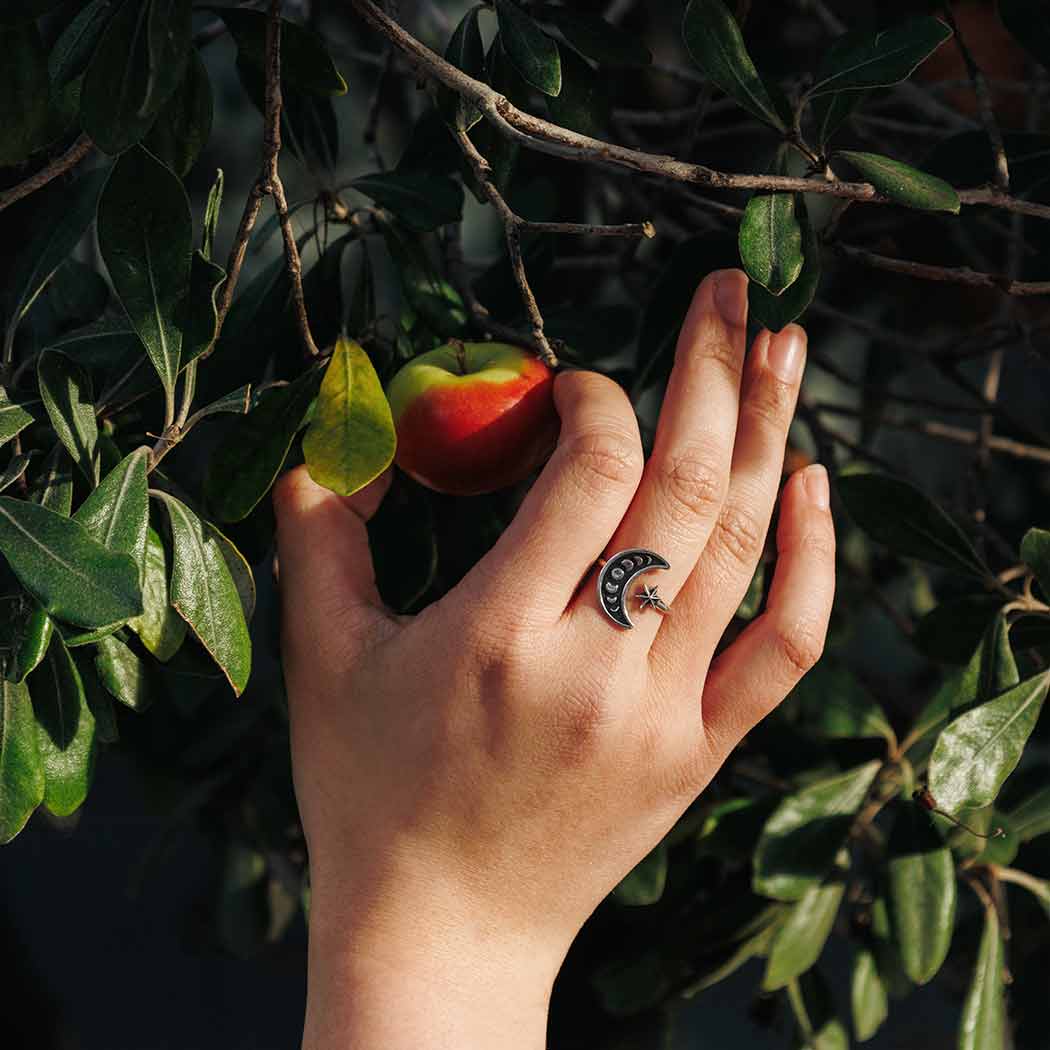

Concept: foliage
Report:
left=2, top=1, right=1050, bottom=1047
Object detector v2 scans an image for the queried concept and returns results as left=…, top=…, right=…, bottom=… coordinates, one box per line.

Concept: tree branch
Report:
left=0, top=134, right=94, bottom=213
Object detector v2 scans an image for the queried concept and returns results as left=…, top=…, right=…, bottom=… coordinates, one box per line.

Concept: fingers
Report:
left=570, top=269, right=749, bottom=643
left=699, top=465, right=835, bottom=761
left=650, top=324, right=807, bottom=675
left=461, top=368, right=643, bottom=620
left=273, top=465, right=397, bottom=659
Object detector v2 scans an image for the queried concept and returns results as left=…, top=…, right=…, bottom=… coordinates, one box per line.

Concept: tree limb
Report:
left=0, top=134, right=94, bottom=213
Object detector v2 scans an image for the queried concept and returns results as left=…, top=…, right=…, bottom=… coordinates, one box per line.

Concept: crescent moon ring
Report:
left=596, top=548, right=672, bottom=629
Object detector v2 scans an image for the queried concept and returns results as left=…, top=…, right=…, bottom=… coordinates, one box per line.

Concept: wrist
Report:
left=303, top=885, right=561, bottom=1050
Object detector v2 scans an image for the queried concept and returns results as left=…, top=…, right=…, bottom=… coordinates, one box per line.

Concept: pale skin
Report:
left=273, top=269, right=836, bottom=1049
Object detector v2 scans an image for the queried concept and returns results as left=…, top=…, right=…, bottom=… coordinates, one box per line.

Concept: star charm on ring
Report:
left=636, top=583, right=671, bottom=614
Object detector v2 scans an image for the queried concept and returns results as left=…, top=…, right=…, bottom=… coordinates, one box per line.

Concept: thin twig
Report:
left=522, top=220, right=655, bottom=238
left=0, top=134, right=94, bottom=213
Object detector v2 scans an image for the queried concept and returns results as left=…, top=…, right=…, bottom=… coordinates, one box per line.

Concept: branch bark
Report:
left=0, top=134, right=94, bottom=213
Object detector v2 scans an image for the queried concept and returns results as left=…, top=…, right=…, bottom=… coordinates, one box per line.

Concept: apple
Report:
left=385, top=341, right=559, bottom=496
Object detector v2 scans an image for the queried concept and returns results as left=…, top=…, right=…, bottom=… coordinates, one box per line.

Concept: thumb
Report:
left=272, top=464, right=395, bottom=649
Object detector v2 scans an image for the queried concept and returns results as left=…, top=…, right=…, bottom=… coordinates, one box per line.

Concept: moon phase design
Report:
left=597, top=548, right=671, bottom=629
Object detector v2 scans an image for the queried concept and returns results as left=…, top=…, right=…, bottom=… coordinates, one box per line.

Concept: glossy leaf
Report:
left=739, top=193, right=804, bottom=294
left=95, top=634, right=155, bottom=711
left=851, top=948, right=888, bottom=1041
left=30, top=632, right=95, bottom=816
left=98, top=147, right=192, bottom=417
left=154, top=493, right=251, bottom=695
left=81, top=0, right=193, bottom=154
left=749, top=195, right=820, bottom=331
left=72, top=448, right=149, bottom=577
left=0, top=389, right=38, bottom=450
left=998, top=0, right=1050, bottom=70
left=837, top=472, right=988, bottom=578
left=538, top=5, right=651, bottom=66
left=1021, top=527, right=1050, bottom=599
left=143, top=48, right=213, bottom=178
left=753, top=761, right=881, bottom=900
left=216, top=7, right=346, bottom=95
left=4, top=170, right=108, bottom=353
left=886, top=802, right=956, bottom=984
left=495, top=0, right=562, bottom=96
left=128, top=527, right=185, bottom=662
left=3, top=596, right=53, bottom=685
left=958, top=905, right=1006, bottom=1050
left=836, top=151, right=960, bottom=214
left=205, top=369, right=323, bottom=523
left=613, top=841, right=668, bottom=906
left=762, top=879, right=844, bottom=989
left=808, top=18, right=953, bottom=97
left=48, top=0, right=114, bottom=90
left=0, top=497, right=142, bottom=629
left=303, top=337, right=397, bottom=498
left=0, top=22, right=51, bottom=166
left=350, top=173, right=464, bottom=232
left=683, top=0, right=786, bottom=130
left=0, top=679, right=44, bottom=843
left=929, top=671, right=1050, bottom=814
left=440, top=6, right=485, bottom=131
left=37, top=350, right=99, bottom=484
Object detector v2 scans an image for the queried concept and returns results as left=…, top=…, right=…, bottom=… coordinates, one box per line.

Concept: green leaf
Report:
left=48, top=320, right=143, bottom=372
left=0, top=497, right=142, bottom=629
left=154, top=493, right=251, bottom=695
left=95, top=633, right=155, bottom=711
left=0, top=21, right=51, bottom=166
left=29, top=444, right=73, bottom=516
left=837, top=472, right=988, bottom=578
left=350, top=172, right=464, bottom=233
left=72, top=448, right=149, bottom=577
left=29, top=632, right=95, bottom=816
left=811, top=89, right=869, bottom=149
left=81, top=0, right=192, bottom=154
left=739, top=193, right=804, bottom=295
left=808, top=17, right=953, bottom=97
left=0, top=678, right=44, bottom=842
left=682, top=0, right=786, bottom=130
left=1021, top=527, right=1050, bottom=599
left=929, top=671, right=1050, bottom=814
left=851, top=947, right=888, bottom=1041
left=215, top=7, right=346, bottom=95
left=590, top=950, right=671, bottom=1018
left=48, top=0, right=114, bottom=90
left=0, top=388, right=39, bottom=450
left=189, top=385, right=252, bottom=426
left=958, top=904, right=1006, bottom=1050
left=763, top=879, right=844, bottom=990
left=495, top=0, right=562, bottom=96
left=180, top=250, right=226, bottom=367
left=98, top=146, right=192, bottom=419
left=835, top=151, right=960, bottom=214
left=613, top=841, right=668, bottom=906
left=128, top=526, right=185, bottom=661
left=37, top=350, right=99, bottom=485
left=748, top=195, right=820, bottom=332
left=754, top=761, right=881, bottom=900
left=547, top=45, right=609, bottom=138
left=791, top=662, right=896, bottom=744
left=537, top=5, right=651, bottom=66
left=1003, top=782, right=1050, bottom=842
left=4, top=170, right=109, bottom=357
left=2, top=595, right=54, bottom=685
left=998, top=0, right=1050, bottom=70
left=211, top=525, right=256, bottom=624
left=736, top=561, right=765, bottom=620
left=204, top=369, right=323, bottom=523
left=440, top=6, right=485, bottom=131
left=0, top=456, right=31, bottom=494
left=788, top=972, right=850, bottom=1050
left=143, top=47, right=213, bottom=178
left=203, top=169, right=224, bottom=262
left=886, top=802, right=956, bottom=984
left=303, top=337, right=397, bottom=498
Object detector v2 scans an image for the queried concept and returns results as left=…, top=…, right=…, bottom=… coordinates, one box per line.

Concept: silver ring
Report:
left=596, top=548, right=671, bottom=629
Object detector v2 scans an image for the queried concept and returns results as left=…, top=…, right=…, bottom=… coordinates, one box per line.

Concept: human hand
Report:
left=274, top=269, right=835, bottom=1050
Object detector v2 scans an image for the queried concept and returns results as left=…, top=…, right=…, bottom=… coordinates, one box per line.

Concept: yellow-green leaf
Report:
left=303, top=337, right=397, bottom=497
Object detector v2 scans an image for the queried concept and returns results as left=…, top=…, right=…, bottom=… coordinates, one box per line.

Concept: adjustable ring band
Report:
left=596, top=548, right=672, bottom=629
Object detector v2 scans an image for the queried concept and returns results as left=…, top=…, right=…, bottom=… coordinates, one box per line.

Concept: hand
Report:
left=274, top=269, right=835, bottom=1050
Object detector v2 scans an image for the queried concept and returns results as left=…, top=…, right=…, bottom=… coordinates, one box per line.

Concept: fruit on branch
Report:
left=386, top=341, right=559, bottom=496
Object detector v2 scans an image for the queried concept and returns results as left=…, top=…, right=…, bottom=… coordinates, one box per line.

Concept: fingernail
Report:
left=713, top=270, right=748, bottom=327
left=767, top=326, right=806, bottom=384
left=805, top=464, right=830, bottom=510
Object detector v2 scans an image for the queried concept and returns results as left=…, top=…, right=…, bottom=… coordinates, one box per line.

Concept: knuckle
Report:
left=744, top=371, right=796, bottom=430
left=798, top=526, right=836, bottom=563
left=655, top=449, right=723, bottom=528
left=773, top=617, right=825, bottom=677
left=714, top=504, right=765, bottom=567
left=566, top=427, right=644, bottom=493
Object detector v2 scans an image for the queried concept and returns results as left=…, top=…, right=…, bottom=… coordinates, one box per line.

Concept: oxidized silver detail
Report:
left=596, top=548, right=671, bottom=629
